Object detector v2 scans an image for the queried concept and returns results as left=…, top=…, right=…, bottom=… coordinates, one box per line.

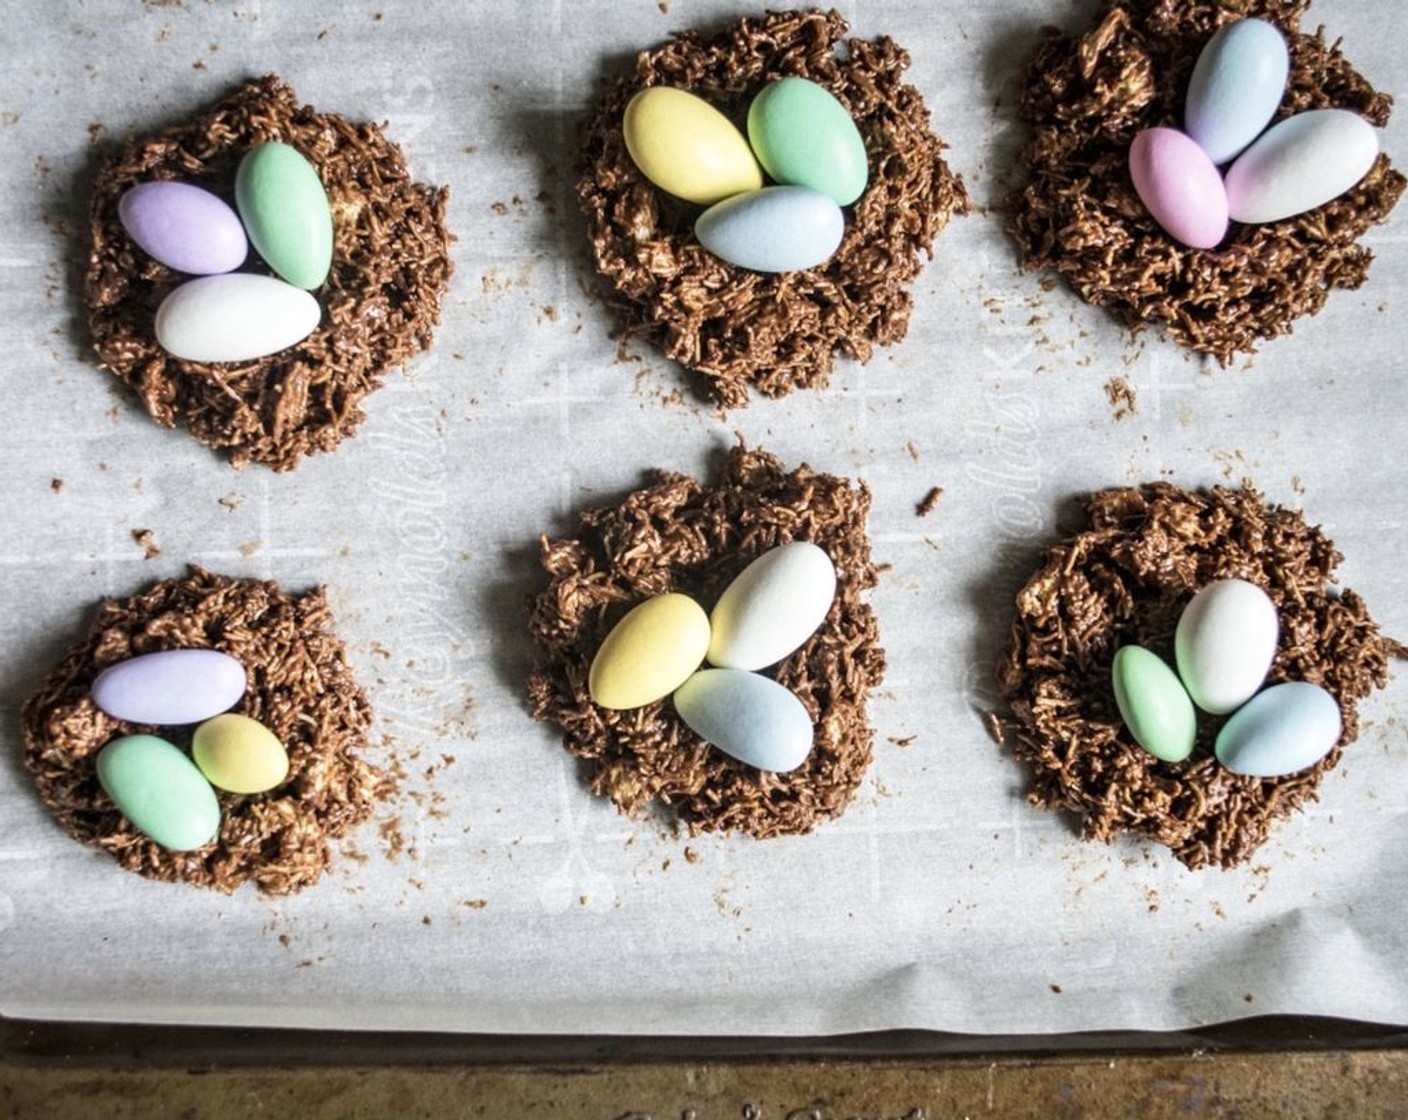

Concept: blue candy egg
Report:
left=1184, top=18, right=1290, bottom=165
left=1214, top=681, right=1342, bottom=778
left=672, top=669, right=814, bottom=773
left=695, top=186, right=844, bottom=273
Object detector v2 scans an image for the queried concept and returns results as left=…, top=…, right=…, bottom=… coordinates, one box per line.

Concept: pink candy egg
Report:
left=1129, top=127, right=1229, bottom=250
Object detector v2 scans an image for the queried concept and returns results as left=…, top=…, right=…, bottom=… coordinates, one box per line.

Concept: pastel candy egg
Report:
left=1129, top=127, right=1229, bottom=249
left=707, top=541, right=836, bottom=671
left=193, top=713, right=290, bottom=795
left=1224, top=109, right=1380, bottom=224
left=1111, top=645, right=1196, bottom=763
left=91, top=648, right=246, bottom=725
left=747, top=77, right=868, bottom=206
left=1174, top=579, right=1279, bottom=715
left=1214, top=681, right=1341, bottom=778
left=1184, top=18, right=1290, bottom=165
left=695, top=186, right=844, bottom=273
left=672, top=669, right=813, bottom=773
left=155, top=274, right=321, bottom=363
left=588, top=592, right=710, bottom=710
left=234, top=141, right=334, bottom=289
left=623, top=87, right=763, bottom=206
left=96, top=734, right=221, bottom=851
left=117, top=181, right=247, bottom=275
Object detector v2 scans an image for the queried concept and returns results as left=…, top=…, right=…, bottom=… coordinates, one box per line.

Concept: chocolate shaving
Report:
left=86, top=76, right=453, bottom=470
left=578, top=9, right=969, bottom=408
left=997, top=483, right=1400, bottom=869
left=1008, top=1, right=1404, bottom=360
left=527, top=446, right=885, bottom=836
left=20, top=567, right=391, bottom=894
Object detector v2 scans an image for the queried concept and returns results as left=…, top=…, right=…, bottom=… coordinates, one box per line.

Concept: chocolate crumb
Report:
left=50, top=478, right=64, bottom=494
left=683, top=846, right=700, bottom=864
left=1051, top=984, right=1063, bottom=994
left=1104, top=376, right=1137, bottom=420
left=916, top=486, right=944, bottom=518
left=131, top=528, right=160, bottom=559
left=997, top=483, right=1400, bottom=869
left=85, top=76, right=453, bottom=470
left=1008, top=1, right=1403, bottom=360
left=20, top=567, right=390, bottom=893
left=983, top=711, right=1005, bottom=745
left=527, top=446, right=886, bottom=837
left=578, top=10, right=969, bottom=407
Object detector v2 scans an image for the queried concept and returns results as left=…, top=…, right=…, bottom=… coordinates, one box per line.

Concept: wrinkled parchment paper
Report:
left=0, top=0, right=1404, bottom=1034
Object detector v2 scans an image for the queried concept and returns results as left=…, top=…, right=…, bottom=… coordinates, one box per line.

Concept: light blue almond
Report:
left=747, top=77, right=868, bottom=206
left=96, top=734, right=221, bottom=851
left=235, top=141, right=333, bottom=289
left=1111, top=645, right=1196, bottom=763
left=695, top=186, right=844, bottom=273
left=1214, top=681, right=1341, bottom=778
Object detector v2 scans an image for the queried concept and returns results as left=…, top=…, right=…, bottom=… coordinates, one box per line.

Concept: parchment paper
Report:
left=0, top=0, right=1404, bottom=1036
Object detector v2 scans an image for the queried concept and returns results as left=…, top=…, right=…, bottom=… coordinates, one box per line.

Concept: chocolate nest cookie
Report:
left=86, top=75, right=453, bottom=470
left=1009, top=0, right=1404, bottom=360
left=527, top=446, right=886, bottom=837
left=20, top=568, right=391, bottom=894
left=578, top=9, right=969, bottom=408
left=995, top=483, right=1402, bottom=869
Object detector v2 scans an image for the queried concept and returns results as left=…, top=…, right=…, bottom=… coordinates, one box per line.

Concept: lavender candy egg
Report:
left=91, top=648, right=247, bottom=725
left=1129, top=128, right=1229, bottom=250
left=1184, top=18, right=1290, bottom=166
left=1224, top=108, right=1380, bottom=224
left=117, top=181, right=248, bottom=275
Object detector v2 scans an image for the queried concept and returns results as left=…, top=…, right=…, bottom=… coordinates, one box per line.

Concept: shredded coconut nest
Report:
left=86, top=75, right=453, bottom=470
left=578, top=8, right=969, bottom=408
left=527, top=446, right=886, bottom=837
left=1008, top=0, right=1404, bottom=360
left=995, top=483, right=1402, bottom=869
left=20, top=568, right=391, bottom=894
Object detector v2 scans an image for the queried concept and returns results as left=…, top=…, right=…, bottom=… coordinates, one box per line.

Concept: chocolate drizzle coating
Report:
left=527, top=447, right=886, bottom=837
left=578, top=9, right=969, bottom=408
left=1009, top=0, right=1404, bottom=359
left=20, top=568, right=390, bottom=894
left=996, top=483, right=1401, bottom=869
left=86, top=76, right=453, bottom=470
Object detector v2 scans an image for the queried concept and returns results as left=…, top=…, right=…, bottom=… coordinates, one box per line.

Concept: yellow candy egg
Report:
left=623, top=87, right=763, bottom=206
left=192, top=713, right=290, bottom=795
left=588, top=592, right=710, bottom=710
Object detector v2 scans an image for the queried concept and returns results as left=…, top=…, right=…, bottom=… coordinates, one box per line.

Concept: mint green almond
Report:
left=747, top=77, right=868, bottom=207
left=96, top=734, right=220, bottom=851
left=1111, top=645, right=1196, bottom=763
left=235, top=141, right=333, bottom=290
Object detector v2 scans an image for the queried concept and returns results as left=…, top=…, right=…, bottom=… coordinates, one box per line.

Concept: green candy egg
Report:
left=746, top=77, right=868, bottom=207
left=1111, top=645, right=1197, bottom=763
left=235, top=141, right=333, bottom=290
left=96, top=734, right=221, bottom=852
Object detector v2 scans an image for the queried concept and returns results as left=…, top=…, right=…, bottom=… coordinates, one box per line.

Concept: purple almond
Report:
left=117, top=181, right=248, bottom=275
left=91, top=648, right=247, bottom=725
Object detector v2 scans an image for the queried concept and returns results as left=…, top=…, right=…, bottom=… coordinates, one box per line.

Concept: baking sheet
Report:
left=0, top=0, right=1405, bottom=1036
